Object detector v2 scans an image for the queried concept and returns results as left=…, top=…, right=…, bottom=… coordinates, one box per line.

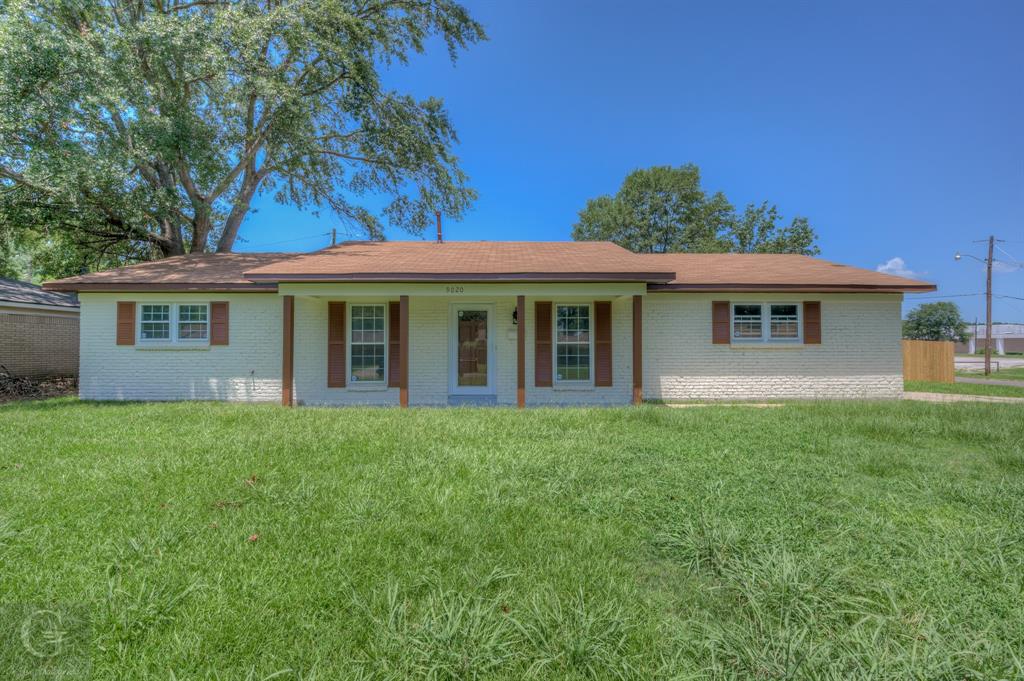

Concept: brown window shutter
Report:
left=534, top=301, right=553, bottom=387
left=804, top=301, right=821, bottom=344
left=388, top=301, right=401, bottom=387
left=327, top=301, right=346, bottom=387
left=712, top=301, right=730, bottom=344
left=116, top=301, right=135, bottom=345
left=594, top=301, right=612, bottom=386
left=210, top=301, right=229, bottom=345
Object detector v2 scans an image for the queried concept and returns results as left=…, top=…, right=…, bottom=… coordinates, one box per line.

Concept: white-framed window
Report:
left=350, top=303, right=386, bottom=383
left=177, top=304, right=209, bottom=341
left=140, top=304, right=171, bottom=341
left=555, top=303, right=592, bottom=382
left=731, top=302, right=802, bottom=343
left=139, top=303, right=208, bottom=343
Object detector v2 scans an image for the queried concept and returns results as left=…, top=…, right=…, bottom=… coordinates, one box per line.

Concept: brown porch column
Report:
left=399, top=295, right=409, bottom=407
left=632, top=294, right=643, bottom=405
left=282, top=295, right=295, bottom=406
left=516, top=295, right=526, bottom=408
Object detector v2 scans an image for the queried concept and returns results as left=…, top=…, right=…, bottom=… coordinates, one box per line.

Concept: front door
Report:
left=449, top=304, right=495, bottom=395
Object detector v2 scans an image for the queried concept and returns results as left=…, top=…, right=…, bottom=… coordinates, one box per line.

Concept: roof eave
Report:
left=647, top=283, right=937, bottom=293
left=243, top=271, right=676, bottom=283
left=42, top=282, right=279, bottom=293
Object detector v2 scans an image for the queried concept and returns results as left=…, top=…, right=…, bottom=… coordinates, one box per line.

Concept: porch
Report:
left=277, top=284, right=644, bottom=407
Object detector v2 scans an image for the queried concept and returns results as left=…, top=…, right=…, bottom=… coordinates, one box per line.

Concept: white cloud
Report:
left=876, top=257, right=920, bottom=279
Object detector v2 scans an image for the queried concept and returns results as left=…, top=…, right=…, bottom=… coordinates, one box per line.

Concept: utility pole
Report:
left=956, top=236, right=1002, bottom=376
left=331, top=228, right=336, bottom=247
left=985, top=235, right=994, bottom=376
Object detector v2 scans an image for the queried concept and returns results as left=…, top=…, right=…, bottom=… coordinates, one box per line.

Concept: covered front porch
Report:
left=276, top=283, right=644, bottom=407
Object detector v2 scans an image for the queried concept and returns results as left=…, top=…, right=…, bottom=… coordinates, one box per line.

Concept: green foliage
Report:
left=903, top=302, right=969, bottom=342
left=0, top=0, right=485, bottom=263
left=572, top=164, right=820, bottom=255
left=2, top=400, right=1024, bottom=677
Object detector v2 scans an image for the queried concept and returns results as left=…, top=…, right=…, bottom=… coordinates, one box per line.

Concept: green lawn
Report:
left=957, top=365, right=1024, bottom=381
left=2, top=400, right=1023, bottom=679
left=906, top=379, right=1024, bottom=398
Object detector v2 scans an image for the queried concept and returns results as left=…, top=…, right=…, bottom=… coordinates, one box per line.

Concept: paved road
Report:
left=956, top=376, right=1024, bottom=388
left=956, top=355, right=1024, bottom=372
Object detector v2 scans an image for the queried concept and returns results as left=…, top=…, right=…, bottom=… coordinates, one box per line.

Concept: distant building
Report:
left=0, top=278, right=80, bottom=378
left=955, top=323, right=1024, bottom=355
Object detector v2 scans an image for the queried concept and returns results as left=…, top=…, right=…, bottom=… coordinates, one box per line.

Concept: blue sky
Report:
left=240, top=0, right=1024, bottom=321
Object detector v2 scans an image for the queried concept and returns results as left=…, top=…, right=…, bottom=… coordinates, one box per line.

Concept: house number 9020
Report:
left=445, top=286, right=465, bottom=294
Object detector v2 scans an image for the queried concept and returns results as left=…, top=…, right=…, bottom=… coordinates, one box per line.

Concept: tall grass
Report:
left=1, top=399, right=1022, bottom=679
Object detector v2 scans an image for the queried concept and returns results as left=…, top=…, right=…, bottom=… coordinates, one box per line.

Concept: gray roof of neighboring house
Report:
left=0, top=277, right=79, bottom=308
left=967, top=323, right=1024, bottom=339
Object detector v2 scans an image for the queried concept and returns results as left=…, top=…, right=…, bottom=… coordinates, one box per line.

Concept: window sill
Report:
left=135, top=344, right=210, bottom=351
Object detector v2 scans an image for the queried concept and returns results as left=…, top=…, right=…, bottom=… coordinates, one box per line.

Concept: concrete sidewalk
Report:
left=904, top=391, right=1024, bottom=404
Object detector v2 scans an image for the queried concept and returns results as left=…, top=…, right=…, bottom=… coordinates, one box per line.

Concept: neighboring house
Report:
left=0, top=277, right=80, bottom=378
left=43, top=241, right=934, bottom=405
left=955, top=323, right=1024, bottom=355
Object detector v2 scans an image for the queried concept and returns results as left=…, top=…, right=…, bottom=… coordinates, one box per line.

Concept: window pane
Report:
left=733, top=304, right=763, bottom=339
left=140, top=304, right=170, bottom=340
left=770, top=304, right=799, bottom=339
left=178, top=323, right=208, bottom=340
left=351, top=305, right=385, bottom=382
left=555, top=305, right=591, bottom=381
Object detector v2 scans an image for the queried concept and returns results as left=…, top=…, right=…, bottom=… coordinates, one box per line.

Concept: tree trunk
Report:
left=216, top=179, right=261, bottom=253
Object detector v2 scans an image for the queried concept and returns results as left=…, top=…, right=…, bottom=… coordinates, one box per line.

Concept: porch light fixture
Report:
left=512, top=308, right=518, bottom=325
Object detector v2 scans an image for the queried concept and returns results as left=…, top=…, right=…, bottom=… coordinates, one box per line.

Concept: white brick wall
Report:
left=643, top=293, right=904, bottom=400
left=78, top=293, right=281, bottom=401
left=294, top=296, right=631, bottom=406
left=79, top=290, right=903, bottom=405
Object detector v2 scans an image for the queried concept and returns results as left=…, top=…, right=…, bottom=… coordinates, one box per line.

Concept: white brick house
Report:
left=45, top=241, right=934, bottom=406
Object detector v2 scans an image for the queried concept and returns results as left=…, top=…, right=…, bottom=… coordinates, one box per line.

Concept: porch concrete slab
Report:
left=903, top=391, right=1024, bottom=404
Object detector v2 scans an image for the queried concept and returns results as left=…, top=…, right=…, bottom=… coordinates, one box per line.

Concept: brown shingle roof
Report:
left=42, top=253, right=287, bottom=292
left=243, top=241, right=675, bottom=282
left=642, top=253, right=935, bottom=292
left=0, top=277, right=79, bottom=307
left=41, top=243, right=936, bottom=293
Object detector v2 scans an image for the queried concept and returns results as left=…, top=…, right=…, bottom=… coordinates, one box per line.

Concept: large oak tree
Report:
left=0, top=0, right=484, bottom=265
left=572, top=164, right=819, bottom=255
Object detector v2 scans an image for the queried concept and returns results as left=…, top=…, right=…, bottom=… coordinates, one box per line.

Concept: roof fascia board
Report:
left=42, top=283, right=279, bottom=293
left=277, top=281, right=647, bottom=298
left=245, top=271, right=676, bottom=283
left=647, top=283, right=936, bottom=293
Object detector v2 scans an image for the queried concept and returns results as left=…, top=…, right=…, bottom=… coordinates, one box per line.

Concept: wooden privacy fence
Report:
left=902, top=340, right=954, bottom=383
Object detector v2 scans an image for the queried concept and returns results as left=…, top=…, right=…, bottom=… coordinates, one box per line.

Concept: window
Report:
left=139, top=303, right=209, bottom=344
left=732, top=303, right=801, bottom=343
left=350, top=304, right=386, bottom=382
left=177, top=304, right=208, bottom=341
left=555, top=304, right=591, bottom=381
left=140, top=304, right=171, bottom=341
left=732, top=304, right=762, bottom=339
left=769, top=304, right=799, bottom=339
